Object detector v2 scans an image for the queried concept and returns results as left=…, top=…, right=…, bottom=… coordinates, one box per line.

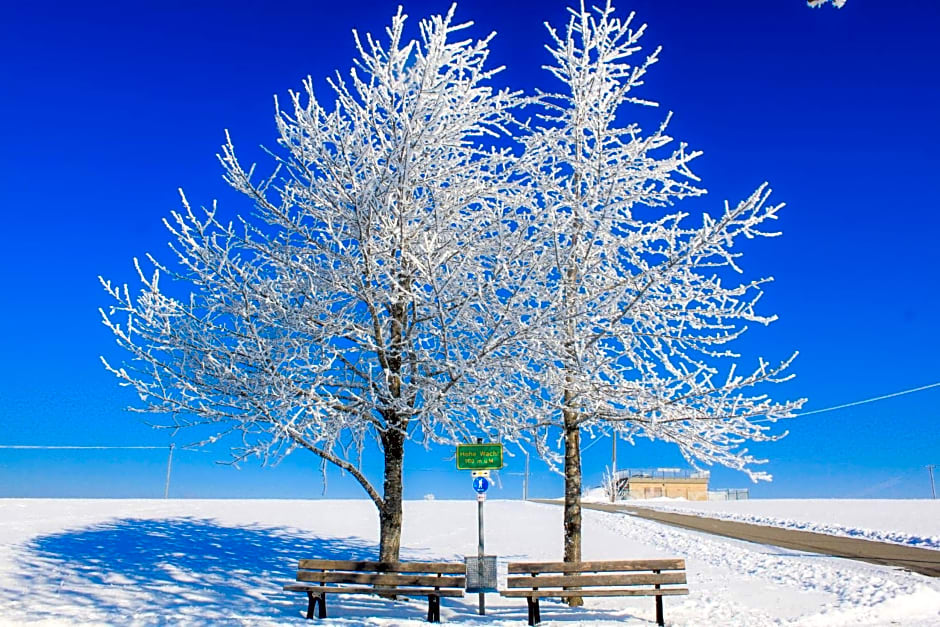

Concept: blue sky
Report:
left=1, top=0, right=938, bottom=500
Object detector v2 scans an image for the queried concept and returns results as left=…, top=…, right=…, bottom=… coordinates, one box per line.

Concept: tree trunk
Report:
left=379, top=426, right=405, bottom=563
left=561, top=241, right=583, bottom=607
left=562, top=401, right=583, bottom=607
left=379, top=277, right=409, bottom=564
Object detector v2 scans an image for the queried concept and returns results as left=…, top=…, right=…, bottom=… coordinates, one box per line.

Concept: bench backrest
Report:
left=296, top=559, right=466, bottom=591
left=506, top=559, right=686, bottom=591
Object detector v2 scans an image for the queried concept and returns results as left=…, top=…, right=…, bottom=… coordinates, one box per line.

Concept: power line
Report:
left=0, top=445, right=168, bottom=449
left=582, top=435, right=605, bottom=453
left=583, top=380, right=940, bottom=452
left=4, top=381, right=938, bottom=457
left=794, top=381, right=940, bottom=417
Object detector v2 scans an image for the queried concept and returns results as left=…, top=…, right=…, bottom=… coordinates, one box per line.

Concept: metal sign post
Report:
left=478, top=490, right=485, bottom=614
left=473, top=470, right=489, bottom=615
left=459, top=439, right=502, bottom=616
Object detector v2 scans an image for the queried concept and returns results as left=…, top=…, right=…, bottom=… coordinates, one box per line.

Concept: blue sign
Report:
left=472, top=476, right=490, bottom=493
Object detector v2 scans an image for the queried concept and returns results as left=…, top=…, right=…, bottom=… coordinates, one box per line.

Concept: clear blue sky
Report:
left=1, top=0, right=938, bottom=500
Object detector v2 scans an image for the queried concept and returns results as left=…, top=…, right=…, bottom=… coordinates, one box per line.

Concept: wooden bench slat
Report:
left=500, top=588, right=690, bottom=598
left=297, top=571, right=465, bottom=588
left=507, top=559, right=685, bottom=574
left=297, top=559, right=465, bottom=574
left=286, top=560, right=468, bottom=624
left=283, top=584, right=464, bottom=597
left=506, top=572, right=687, bottom=588
left=501, top=559, right=689, bottom=627
left=284, top=585, right=378, bottom=594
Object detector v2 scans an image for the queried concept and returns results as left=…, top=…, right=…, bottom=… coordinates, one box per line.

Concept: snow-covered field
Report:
left=1, top=498, right=938, bottom=626
left=619, top=498, right=940, bottom=549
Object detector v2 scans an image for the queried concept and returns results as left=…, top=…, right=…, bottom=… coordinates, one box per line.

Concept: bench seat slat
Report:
left=508, top=559, right=684, bottom=574
left=507, top=572, right=686, bottom=588
left=297, top=559, right=465, bottom=574
left=297, top=571, right=465, bottom=588
left=284, top=585, right=379, bottom=594
left=283, top=584, right=464, bottom=597
left=500, top=588, right=690, bottom=598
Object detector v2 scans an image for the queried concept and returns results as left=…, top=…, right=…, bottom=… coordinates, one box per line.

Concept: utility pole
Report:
left=164, top=443, right=175, bottom=499
left=610, top=433, right=618, bottom=501
left=612, top=433, right=617, bottom=478
left=523, top=450, right=529, bottom=501
left=928, top=465, right=937, bottom=499
left=505, top=450, right=530, bottom=501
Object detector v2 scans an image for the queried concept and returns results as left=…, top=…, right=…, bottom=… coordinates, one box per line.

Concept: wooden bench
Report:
left=500, top=559, right=688, bottom=626
left=283, top=559, right=466, bottom=623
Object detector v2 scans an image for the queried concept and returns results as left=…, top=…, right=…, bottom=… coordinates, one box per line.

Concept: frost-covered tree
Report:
left=516, top=2, right=804, bottom=602
left=99, top=6, right=534, bottom=562
left=807, top=0, right=846, bottom=8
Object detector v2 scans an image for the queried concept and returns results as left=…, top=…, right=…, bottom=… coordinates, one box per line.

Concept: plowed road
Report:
left=533, top=499, right=940, bottom=577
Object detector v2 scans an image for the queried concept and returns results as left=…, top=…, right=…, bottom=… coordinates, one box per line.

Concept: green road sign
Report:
left=456, top=443, right=503, bottom=470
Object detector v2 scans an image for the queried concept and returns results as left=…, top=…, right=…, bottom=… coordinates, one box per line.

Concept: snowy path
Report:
left=575, top=501, right=940, bottom=577
left=611, top=498, right=940, bottom=550
left=0, top=499, right=938, bottom=625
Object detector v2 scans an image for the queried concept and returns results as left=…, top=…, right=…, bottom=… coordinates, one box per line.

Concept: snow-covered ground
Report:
left=615, top=498, right=940, bottom=550
left=0, top=498, right=938, bottom=625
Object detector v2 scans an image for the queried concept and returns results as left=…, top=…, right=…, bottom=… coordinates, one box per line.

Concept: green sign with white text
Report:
left=456, top=443, right=503, bottom=470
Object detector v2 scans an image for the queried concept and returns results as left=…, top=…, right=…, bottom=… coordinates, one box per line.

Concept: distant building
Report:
left=614, top=468, right=710, bottom=501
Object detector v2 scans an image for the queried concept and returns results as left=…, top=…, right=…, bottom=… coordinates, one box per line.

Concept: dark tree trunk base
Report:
left=379, top=426, right=405, bottom=563
left=562, top=415, right=583, bottom=607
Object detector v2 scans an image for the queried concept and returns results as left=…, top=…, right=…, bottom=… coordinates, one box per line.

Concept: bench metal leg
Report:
left=305, top=592, right=327, bottom=620
left=526, top=596, right=541, bottom=626
left=653, top=569, right=664, bottom=626
left=427, top=594, right=440, bottom=622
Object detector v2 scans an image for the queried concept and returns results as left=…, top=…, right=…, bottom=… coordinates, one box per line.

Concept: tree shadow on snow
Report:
left=7, top=515, right=456, bottom=624
left=6, top=517, right=661, bottom=625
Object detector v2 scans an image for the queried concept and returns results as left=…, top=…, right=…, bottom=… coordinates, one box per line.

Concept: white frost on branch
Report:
left=513, top=0, right=805, bottom=483
left=807, top=0, right=847, bottom=8
left=98, top=1, right=804, bottom=535
left=99, top=5, right=538, bottom=511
